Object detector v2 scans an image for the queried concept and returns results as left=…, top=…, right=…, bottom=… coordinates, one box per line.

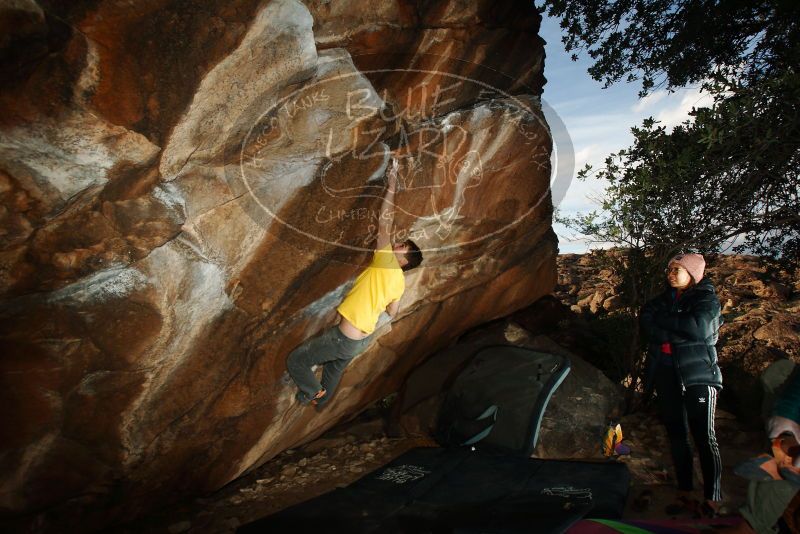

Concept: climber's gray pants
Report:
left=286, top=326, right=372, bottom=405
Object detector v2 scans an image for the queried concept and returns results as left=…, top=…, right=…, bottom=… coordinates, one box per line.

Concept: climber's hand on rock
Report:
left=387, top=159, right=399, bottom=192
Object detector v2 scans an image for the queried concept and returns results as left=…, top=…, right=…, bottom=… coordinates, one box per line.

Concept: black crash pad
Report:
left=239, top=447, right=630, bottom=534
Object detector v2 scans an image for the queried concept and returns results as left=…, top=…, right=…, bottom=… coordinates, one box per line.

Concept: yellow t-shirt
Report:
left=337, top=245, right=405, bottom=334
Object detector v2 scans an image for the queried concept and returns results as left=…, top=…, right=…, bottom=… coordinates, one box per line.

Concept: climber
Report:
left=286, top=158, right=423, bottom=408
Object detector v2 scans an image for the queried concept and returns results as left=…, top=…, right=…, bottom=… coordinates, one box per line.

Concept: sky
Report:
left=538, top=14, right=714, bottom=253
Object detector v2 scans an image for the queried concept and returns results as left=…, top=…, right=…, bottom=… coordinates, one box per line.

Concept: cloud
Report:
left=553, top=221, right=615, bottom=253
left=554, top=168, right=609, bottom=213
left=654, top=87, right=715, bottom=129
left=544, top=94, right=602, bottom=113
left=572, top=144, right=615, bottom=173
left=574, top=144, right=599, bottom=169
left=562, top=113, right=635, bottom=145
left=632, top=91, right=667, bottom=112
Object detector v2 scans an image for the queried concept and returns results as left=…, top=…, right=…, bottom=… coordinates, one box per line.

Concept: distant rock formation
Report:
left=0, top=0, right=555, bottom=530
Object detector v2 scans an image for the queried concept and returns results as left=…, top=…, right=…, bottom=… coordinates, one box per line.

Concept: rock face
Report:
left=0, top=0, right=554, bottom=529
left=525, top=335, right=622, bottom=459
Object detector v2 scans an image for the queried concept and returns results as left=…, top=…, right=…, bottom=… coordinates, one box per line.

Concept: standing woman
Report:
left=641, top=253, right=724, bottom=515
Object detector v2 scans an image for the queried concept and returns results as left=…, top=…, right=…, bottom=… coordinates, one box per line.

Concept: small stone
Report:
left=602, top=295, right=623, bottom=312
left=504, top=322, right=530, bottom=343
left=588, top=291, right=606, bottom=314
left=754, top=281, right=791, bottom=299
left=568, top=285, right=579, bottom=296
left=281, top=465, right=297, bottom=477
left=298, top=458, right=308, bottom=467
left=256, top=477, right=274, bottom=485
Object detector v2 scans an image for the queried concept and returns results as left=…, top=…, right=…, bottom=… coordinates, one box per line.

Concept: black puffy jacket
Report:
left=641, top=278, right=723, bottom=394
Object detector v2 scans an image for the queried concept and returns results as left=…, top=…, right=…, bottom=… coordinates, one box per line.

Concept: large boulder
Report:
left=525, top=335, right=623, bottom=459
left=392, top=321, right=622, bottom=459
left=0, top=0, right=555, bottom=530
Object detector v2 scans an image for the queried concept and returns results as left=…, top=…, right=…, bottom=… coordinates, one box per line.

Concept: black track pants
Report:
left=655, top=368, right=723, bottom=501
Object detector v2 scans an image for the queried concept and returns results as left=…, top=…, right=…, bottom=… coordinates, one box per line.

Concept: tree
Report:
left=543, top=0, right=800, bottom=406
left=542, top=0, right=800, bottom=95
left=566, top=73, right=800, bottom=262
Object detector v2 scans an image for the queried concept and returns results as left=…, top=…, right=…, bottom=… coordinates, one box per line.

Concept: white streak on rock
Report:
left=74, top=39, right=101, bottom=102
left=46, top=266, right=149, bottom=305
left=119, top=241, right=234, bottom=457
left=160, top=0, right=318, bottom=179
left=152, top=182, right=186, bottom=214
left=0, top=115, right=158, bottom=204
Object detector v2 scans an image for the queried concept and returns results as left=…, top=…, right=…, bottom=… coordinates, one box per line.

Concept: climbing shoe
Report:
left=296, top=388, right=326, bottom=406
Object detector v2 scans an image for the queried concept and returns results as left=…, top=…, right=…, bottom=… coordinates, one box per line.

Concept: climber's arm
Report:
left=376, top=159, right=398, bottom=250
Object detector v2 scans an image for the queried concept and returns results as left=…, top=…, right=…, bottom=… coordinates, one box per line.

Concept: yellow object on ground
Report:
left=603, top=423, right=624, bottom=457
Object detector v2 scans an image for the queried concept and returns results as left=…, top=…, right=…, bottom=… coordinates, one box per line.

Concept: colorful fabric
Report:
left=567, top=517, right=742, bottom=533
left=337, top=245, right=404, bottom=334
left=603, top=424, right=624, bottom=457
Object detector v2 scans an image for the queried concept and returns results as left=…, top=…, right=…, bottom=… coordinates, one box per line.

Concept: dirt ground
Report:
left=617, top=407, right=764, bottom=522
left=121, top=400, right=766, bottom=533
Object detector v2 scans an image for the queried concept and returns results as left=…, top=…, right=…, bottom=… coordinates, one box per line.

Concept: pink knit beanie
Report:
left=668, top=253, right=706, bottom=283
